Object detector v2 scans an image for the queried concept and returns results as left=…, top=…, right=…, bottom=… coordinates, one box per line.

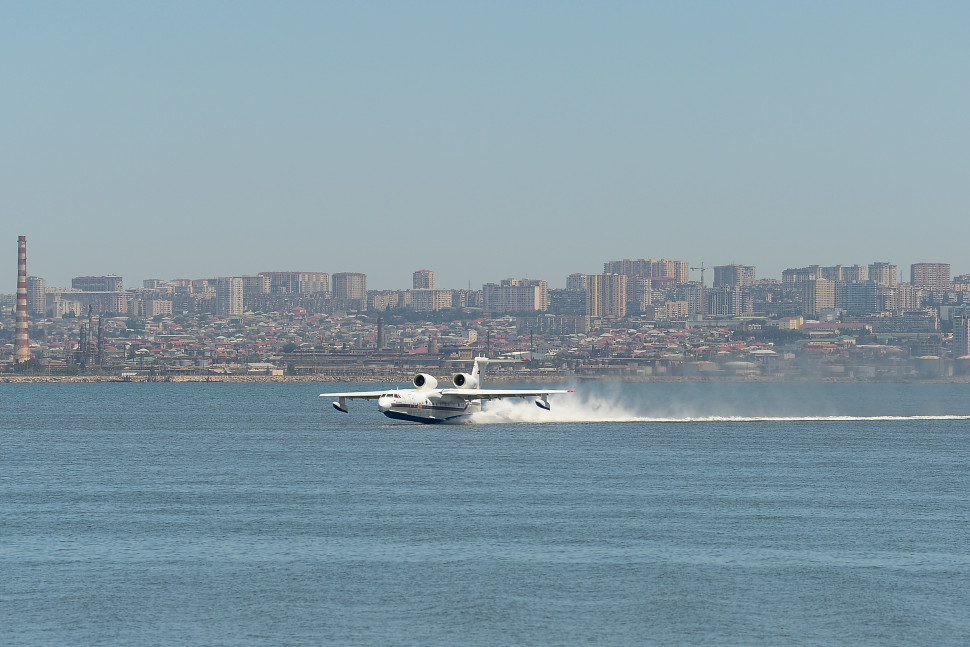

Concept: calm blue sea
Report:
left=2, top=381, right=969, bottom=646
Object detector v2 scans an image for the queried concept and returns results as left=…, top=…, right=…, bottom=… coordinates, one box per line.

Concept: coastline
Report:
left=3, top=373, right=970, bottom=384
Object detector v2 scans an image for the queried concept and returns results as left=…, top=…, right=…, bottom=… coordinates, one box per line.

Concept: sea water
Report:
left=2, top=381, right=969, bottom=646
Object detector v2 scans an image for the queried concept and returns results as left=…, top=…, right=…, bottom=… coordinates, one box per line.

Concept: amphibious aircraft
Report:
left=319, top=356, right=574, bottom=424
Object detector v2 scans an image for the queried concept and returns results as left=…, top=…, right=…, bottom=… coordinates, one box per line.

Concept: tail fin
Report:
left=471, top=356, right=527, bottom=388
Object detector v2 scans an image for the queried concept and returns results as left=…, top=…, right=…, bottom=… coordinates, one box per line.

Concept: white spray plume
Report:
left=467, top=389, right=970, bottom=425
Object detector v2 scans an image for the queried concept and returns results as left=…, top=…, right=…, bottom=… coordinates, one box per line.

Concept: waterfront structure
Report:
left=482, top=279, right=549, bottom=314
left=215, top=277, right=244, bottom=316
left=911, top=263, right=950, bottom=290
left=72, top=275, right=123, bottom=292
left=26, top=276, right=46, bottom=316
left=713, top=264, right=756, bottom=288
left=332, top=272, right=367, bottom=310
left=412, top=269, right=436, bottom=290
left=868, top=262, right=898, bottom=287
left=587, top=273, right=627, bottom=318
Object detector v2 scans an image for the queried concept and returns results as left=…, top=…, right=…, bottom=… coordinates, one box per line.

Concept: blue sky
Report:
left=3, top=1, right=968, bottom=289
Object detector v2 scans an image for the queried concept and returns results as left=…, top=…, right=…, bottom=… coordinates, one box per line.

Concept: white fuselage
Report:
left=377, top=390, right=482, bottom=423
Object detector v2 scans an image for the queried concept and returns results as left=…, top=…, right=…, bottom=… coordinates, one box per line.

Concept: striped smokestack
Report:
left=15, top=235, right=30, bottom=363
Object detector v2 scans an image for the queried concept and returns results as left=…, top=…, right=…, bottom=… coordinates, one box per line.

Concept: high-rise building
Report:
left=782, top=266, right=822, bottom=291
left=953, top=310, right=970, bottom=358
left=258, top=272, right=329, bottom=294
left=837, top=280, right=878, bottom=314
left=893, top=283, right=920, bottom=312
left=72, top=275, right=123, bottom=291
left=242, top=275, right=272, bottom=295
left=566, top=273, right=588, bottom=292
left=706, top=286, right=746, bottom=316
left=801, top=279, right=836, bottom=316
left=549, top=289, right=587, bottom=315
left=411, top=289, right=453, bottom=312
left=626, top=277, right=652, bottom=313
left=215, top=277, right=244, bottom=316
left=332, top=272, right=367, bottom=309
left=822, top=265, right=867, bottom=282
left=603, top=258, right=689, bottom=283
left=587, top=273, right=627, bottom=318
left=412, top=269, right=436, bottom=290
left=482, top=279, right=549, bottom=314
left=910, top=263, right=950, bottom=290
left=868, top=262, right=898, bottom=287
left=713, top=264, right=756, bottom=287
left=26, top=276, right=46, bottom=316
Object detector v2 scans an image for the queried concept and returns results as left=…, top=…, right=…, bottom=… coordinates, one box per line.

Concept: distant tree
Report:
left=13, top=358, right=41, bottom=373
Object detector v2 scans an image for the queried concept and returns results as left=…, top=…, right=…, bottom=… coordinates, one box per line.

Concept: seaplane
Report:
left=319, top=356, right=574, bottom=424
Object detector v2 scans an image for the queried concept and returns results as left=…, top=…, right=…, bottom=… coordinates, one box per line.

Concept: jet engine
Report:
left=412, top=373, right=438, bottom=390
left=451, top=372, right=478, bottom=389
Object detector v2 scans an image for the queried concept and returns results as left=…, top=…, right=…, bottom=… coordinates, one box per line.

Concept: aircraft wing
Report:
left=440, top=388, right=574, bottom=401
left=318, top=390, right=387, bottom=400
left=319, top=389, right=391, bottom=413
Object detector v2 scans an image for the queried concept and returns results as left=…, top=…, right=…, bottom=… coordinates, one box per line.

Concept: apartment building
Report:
left=72, top=275, right=123, bottom=292
left=482, top=279, right=549, bottom=314
left=587, top=273, right=627, bottom=318
left=412, top=269, right=436, bottom=290
left=868, top=262, right=898, bottom=287
left=822, top=265, right=867, bottom=281
left=713, top=264, right=756, bottom=287
left=801, top=278, right=836, bottom=316
left=215, top=277, right=244, bottom=316
left=332, top=272, right=367, bottom=309
left=603, top=258, right=689, bottom=283
left=911, top=263, right=950, bottom=290
left=26, top=276, right=46, bottom=315
left=953, top=310, right=970, bottom=357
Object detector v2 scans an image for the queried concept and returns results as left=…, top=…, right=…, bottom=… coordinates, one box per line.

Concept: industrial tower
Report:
left=15, top=236, right=30, bottom=362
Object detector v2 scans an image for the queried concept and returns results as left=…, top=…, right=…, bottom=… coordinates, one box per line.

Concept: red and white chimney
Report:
left=15, top=235, right=30, bottom=363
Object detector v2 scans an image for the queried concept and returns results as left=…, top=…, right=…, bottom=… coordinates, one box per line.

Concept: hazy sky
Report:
left=3, top=1, right=968, bottom=290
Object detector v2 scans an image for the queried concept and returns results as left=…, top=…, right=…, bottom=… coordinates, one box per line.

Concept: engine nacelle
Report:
left=452, top=372, right=478, bottom=389
left=412, top=373, right=438, bottom=390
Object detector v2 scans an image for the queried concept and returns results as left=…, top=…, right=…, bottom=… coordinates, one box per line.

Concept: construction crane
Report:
left=690, top=262, right=707, bottom=317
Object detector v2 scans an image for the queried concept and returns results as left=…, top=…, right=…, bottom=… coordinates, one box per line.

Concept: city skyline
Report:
left=4, top=4, right=969, bottom=289
left=8, top=244, right=968, bottom=294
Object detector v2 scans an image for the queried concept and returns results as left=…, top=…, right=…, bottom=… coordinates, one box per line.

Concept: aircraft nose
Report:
left=377, top=395, right=392, bottom=412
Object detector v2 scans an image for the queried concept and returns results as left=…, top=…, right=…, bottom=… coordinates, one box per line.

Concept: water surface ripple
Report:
left=2, top=382, right=969, bottom=646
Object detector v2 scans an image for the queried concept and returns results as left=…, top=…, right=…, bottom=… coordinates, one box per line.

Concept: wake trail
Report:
left=467, top=396, right=970, bottom=424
